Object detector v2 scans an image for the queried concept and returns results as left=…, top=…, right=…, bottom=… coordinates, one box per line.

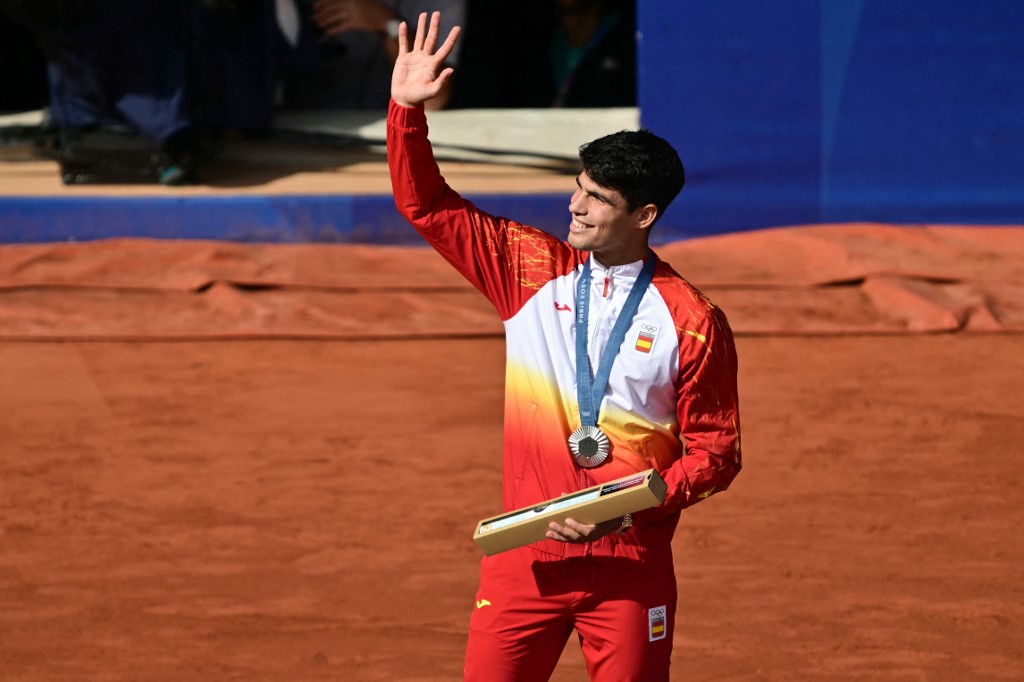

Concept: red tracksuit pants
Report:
left=464, top=547, right=677, bottom=681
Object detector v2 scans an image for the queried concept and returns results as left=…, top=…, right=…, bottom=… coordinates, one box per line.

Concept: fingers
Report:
left=546, top=518, right=592, bottom=543
left=404, top=11, right=459, bottom=61
left=546, top=517, right=623, bottom=544
left=545, top=525, right=575, bottom=542
left=435, top=66, right=455, bottom=89
left=396, top=17, right=409, bottom=55
left=435, top=23, right=461, bottom=63
left=423, top=11, right=440, bottom=52
left=413, top=11, right=427, bottom=52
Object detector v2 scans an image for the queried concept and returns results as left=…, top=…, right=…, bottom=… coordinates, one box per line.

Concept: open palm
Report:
left=391, top=12, right=461, bottom=108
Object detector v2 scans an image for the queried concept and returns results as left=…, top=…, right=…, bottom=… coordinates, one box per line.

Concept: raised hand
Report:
left=390, top=11, right=460, bottom=108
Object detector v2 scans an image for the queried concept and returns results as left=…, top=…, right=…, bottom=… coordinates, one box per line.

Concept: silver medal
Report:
left=568, top=425, right=611, bottom=468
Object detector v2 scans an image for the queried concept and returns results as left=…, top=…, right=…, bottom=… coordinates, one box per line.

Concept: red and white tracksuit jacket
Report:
left=387, top=101, right=741, bottom=563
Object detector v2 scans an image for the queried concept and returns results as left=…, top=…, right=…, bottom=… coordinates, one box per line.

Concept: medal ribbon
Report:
left=575, top=253, right=657, bottom=428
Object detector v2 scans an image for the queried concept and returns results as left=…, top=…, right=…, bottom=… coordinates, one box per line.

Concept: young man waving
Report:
left=387, top=13, right=742, bottom=681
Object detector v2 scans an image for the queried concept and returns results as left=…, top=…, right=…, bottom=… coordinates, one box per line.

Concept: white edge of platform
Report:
left=2, top=107, right=641, bottom=166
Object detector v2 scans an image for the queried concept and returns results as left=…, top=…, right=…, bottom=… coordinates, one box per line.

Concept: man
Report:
left=387, top=13, right=741, bottom=681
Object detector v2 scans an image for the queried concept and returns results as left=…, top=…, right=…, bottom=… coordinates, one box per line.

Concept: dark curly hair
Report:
left=578, top=129, right=685, bottom=224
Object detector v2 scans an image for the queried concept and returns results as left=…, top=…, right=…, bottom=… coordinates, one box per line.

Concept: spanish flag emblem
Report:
left=635, top=331, right=655, bottom=353
left=648, top=605, right=667, bottom=641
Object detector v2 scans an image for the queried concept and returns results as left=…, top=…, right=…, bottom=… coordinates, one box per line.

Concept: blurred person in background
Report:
left=0, top=0, right=279, bottom=184
left=448, top=0, right=635, bottom=109
left=278, top=0, right=464, bottom=110
left=0, top=9, right=48, bottom=114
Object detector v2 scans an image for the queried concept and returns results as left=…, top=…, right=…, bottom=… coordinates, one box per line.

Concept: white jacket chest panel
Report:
left=505, top=260, right=680, bottom=427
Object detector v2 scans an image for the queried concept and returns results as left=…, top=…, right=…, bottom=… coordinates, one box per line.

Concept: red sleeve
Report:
left=645, top=302, right=742, bottom=521
left=386, top=100, right=577, bottom=320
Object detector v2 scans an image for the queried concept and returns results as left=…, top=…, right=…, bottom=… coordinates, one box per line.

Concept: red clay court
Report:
left=1, top=163, right=1021, bottom=680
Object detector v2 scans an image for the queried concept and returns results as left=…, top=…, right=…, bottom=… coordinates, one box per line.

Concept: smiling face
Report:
left=567, top=172, right=657, bottom=266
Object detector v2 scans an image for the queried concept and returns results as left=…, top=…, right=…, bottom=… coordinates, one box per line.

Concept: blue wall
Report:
left=4, top=1, right=1023, bottom=243
left=0, top=193, right=573, bottom=245
left=639, top=0, right=1024, bottom=238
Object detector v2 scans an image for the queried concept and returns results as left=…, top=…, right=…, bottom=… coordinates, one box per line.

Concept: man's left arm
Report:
left=555, top=305, right=742, bottom=541
left=650, top=304, right=742, bottom=519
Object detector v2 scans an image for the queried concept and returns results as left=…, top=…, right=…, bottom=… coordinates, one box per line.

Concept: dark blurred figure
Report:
left=278, top=0, right=464, bottom=111
left=0, top=0, right=279, bottom=184
left=0, top=9, right=48, bottom=112
left=449, top=0, right=635, bottom=109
